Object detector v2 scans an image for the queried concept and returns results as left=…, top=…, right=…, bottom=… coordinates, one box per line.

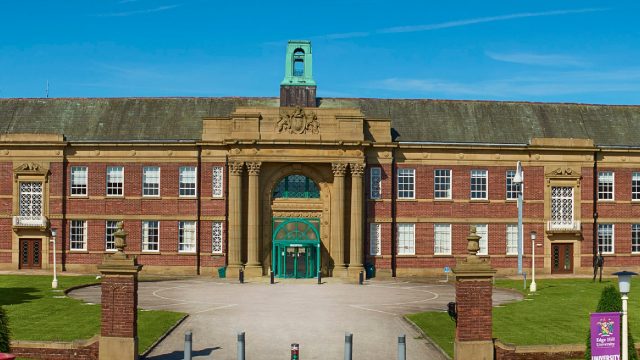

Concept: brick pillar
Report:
left=452, top=226, right=496, bottom=360
left=97, top=222, right=142, bottom=360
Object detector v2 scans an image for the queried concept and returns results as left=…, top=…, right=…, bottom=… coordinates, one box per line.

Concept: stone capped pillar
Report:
left=348, top=163, right=365, bottom=278
left=227, top=161, right=244, bottom=278
left=453, top=226, right=496, bottom=360
left=331, top=163, right=347, bottom=276
left=98, top=222, right=142, bottom=360
left=245, top=161, right=262, bottom=277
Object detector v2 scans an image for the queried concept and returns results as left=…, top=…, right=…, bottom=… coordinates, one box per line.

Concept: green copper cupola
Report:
left=280, top=40, right=317, bottom=107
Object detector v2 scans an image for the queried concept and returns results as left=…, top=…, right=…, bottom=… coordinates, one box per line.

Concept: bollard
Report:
left=291, top=343, right=300, bottom=359
left=344, top=332, right=353, bottom=360
left=397, top=334, right=406, bottom=360
left=237, top=332, right=245, bottom=360
left=359, top=271, right=364, bottom=285
left=239, top=268, right=244, bottom=284
left=184, top=331, right=192, bottom=360
left=317, top=271, right=322, bottom=285
left=270, top=270, right=275, bottom=284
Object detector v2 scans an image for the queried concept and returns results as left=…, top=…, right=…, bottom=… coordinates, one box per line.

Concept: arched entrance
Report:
left=271, top=218, right=320, bottom=278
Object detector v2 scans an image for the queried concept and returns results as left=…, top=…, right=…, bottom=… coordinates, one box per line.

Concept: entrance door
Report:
left=283, top=246, right=317, bottom=278
left=20, top=239, right=41, bottom=269
left=272, top=218, right=321, bottom=278
left=551, top=243, right=573, bottom=274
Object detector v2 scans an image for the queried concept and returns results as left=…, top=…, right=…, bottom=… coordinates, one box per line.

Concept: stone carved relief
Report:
left=247, top=162, right=262, bottom=176
left=272, top=211, right=322, bottom=218
left=549, top=168, right=574, bottom=176
left=14, top=162, right=42, bottom=172
left=350, top=163, right=365, bottom=177
left=229, top=161, right=244, bottom=175
left=276, top=107, right=319, bottom=134
left=331, top=163, right=347, bottom=176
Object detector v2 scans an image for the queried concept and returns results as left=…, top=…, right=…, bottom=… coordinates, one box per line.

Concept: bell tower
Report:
left=280, top=40, right=317, bottom=107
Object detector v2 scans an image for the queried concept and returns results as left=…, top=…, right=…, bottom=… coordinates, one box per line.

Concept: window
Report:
left=598, top=171, right=614, bottom=200
left=370, top=223, right=381, bottom=256
left=105, top=221, right=118, bottom=251
left=19, top=182, right=43, bottom=218
left=142, top=167, right=160, bottom=197
left=397, top=168, right=415, bottom=199
left=633, top=224, right=640, bottom=253
left=434, top=169, right=451, bottom=199
left=273, top=175, right=320, bottom=198
left=550, top=186, right=574, bottom=228
left=598, top=224, right=614, bottom=254
left=434, top=224, right=452, bottom=255
left=633, top=172, right=640, bottom=201
left=506, top=224, right=518, bottom=255
left=106, top=166, right=124, bottom=196
left=370, top=167, right=382, bottom=200
left=476, top=224, right=488, bottom=255
left=470, top=170, right=488, bottom=200
left=179, top=167, right=197, bottom=197
left=505, top=170, right=521, bottom=200
left=178, top=221, right=196, bottom=253
left=397, top=224, right=415, bottom=255
left=70, top=220, right=87, bottom=251
left=142, top=221, right=159, bottom=252
left=212, top=166, right=224, bottom=198
left=71, top=166, right=88, bottom=196
left=293, top=49, right=305, bottom=76
left=212, top=221, right=223, bottom=254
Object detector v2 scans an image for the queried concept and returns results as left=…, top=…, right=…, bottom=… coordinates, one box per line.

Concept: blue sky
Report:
left=1, top=0, right=639, bottom=104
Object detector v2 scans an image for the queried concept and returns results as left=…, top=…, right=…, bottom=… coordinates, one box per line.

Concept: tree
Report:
left=0, top=305, right=10, bottom=353
left=585, top=285, right=637, bottom=359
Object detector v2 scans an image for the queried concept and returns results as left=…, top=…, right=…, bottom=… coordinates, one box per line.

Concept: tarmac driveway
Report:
left=70, top=278, right=521, bottom=359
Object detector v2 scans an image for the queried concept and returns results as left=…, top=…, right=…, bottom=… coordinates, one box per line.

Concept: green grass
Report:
left=0, top=275, right=184, bottom=353
left=407, top=278, right=640, bottom=358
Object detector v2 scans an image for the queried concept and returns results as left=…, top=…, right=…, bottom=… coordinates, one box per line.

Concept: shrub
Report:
left=0, top=305, right=10, bottom=353
left=585, top=285, right=637, bottom=359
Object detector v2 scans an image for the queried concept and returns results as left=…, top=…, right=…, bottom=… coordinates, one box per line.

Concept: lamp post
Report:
left=614, top=270, right=637, bottom=360
left=50, top=228, right=58, bottom=289
left=530, top=231, right=537, bottom=293
left=513, top=161, right=524, bottom=275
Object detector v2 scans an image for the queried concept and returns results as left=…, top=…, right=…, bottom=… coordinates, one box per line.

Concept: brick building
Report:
left=2, top=40, right=640, bottom=278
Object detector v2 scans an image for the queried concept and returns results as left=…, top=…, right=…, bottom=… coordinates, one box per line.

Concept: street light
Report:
left=50, top=228, right=58, bottom=289
left=614, top=270, right=637, bottom=360
left=530, top=231, right=537, bottom=293
left=513, top=161, right=524, bottom=275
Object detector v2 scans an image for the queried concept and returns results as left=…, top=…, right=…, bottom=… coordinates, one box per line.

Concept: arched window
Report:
left=273, top=174, right=320, bottom=198
left=293, top=49, right=305, bottom=77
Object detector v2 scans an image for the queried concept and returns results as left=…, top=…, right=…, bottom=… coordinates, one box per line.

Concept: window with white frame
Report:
left=397, top=223, right=415, bottom=255
left=475, top=224, right=488, bottom=255
left=470, top=170, right=488, bottom=200
left=142, top=221, right=160, bottom=252
left=370, top=167, right=382, bottom=200
left=106, top=166, right=124, bottom=196
left=434, top=224, right=452, bottom=255
left=397, top=168, right=415, bottom=199
left=71, top=166, right=88, bottom=196
left=632, top=172, right=640, bottom=201
left=633, top=224, right=640, bottom=253
left=70, top=220, right=87, bottom=251
left=598, top=171, right=614, bottom=200
left=179, top=221, right=196, bottom=253
left=179, top=167, right=197, bottom=197
left=550, top=186, right=574, bottom=228
left=105, top=220, right=118, bottom=251
left=142, top=167, right=160, bottom=197
left=212, top=166, right=224, bottom=198
left=598, top=224, right=614, bottom=254
left=434, top=169, right=451, bottom=199
left=212, top=221, right=223, bottom=254
left=370, top=223, right=381, bottom=256
left=506, top=224, right=518, bottom=255
left=505, top=170, right=522, bottom=200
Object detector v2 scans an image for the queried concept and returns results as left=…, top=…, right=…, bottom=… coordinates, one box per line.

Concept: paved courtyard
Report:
left=70, top=278, right=521, bottom=359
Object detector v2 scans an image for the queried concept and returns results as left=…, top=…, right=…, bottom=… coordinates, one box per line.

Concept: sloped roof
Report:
left=1, top=97, right=640, bottom=146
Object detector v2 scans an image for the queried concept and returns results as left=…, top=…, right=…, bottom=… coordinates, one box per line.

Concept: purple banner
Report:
left=590, top=312, right=620, bottom=360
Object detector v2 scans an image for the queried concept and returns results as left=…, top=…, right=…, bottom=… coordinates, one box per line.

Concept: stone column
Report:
left=98, top=222, right=142, bottom=360
left=227, top=161, right=244, bottom=278
left=331, top=163, right=348, bottom=276
left=348, top=163, right=365, bottom=278
left=452, top=226, right=497, bottom=360
left=245, top=161, right=262, bottom=277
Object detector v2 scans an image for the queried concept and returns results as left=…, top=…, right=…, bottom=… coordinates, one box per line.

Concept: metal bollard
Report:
left=398, top=334, right=406, bottom=360
left=291, top=343, right=300, bottom=359
left=237, top=332, right=245, bottom=360
left=359, top=271, right=364, bottom=285
left=344, top=332, right=353, bottom=360
left=239, top=269, right=244, bottom=284
left=317, top=271, right=322, bottom=285
left=270, top=270, right=275, bottom=284
left=184, top=331, right=192, bottom=360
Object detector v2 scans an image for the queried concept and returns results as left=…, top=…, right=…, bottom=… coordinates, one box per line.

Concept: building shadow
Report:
left=0, top=287, right=41, bottom=305
left=143, top=347, right=220, bottom=360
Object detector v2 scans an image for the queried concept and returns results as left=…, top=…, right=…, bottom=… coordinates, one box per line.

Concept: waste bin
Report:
left=217, top=266, right=226, bottom=278
left=365, top=263, right=375, bottom=279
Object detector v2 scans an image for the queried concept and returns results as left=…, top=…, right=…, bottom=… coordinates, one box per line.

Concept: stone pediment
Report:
left=14, top=162, right=49, bottom=178
left=545, top=167, right=580, bottom=178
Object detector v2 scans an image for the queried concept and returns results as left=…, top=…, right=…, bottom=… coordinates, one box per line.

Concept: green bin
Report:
left=365, top=263, right=375, bottom=279
left=217, top=266, right=226, bottom=278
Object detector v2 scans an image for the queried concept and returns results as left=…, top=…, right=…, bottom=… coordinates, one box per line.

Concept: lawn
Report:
left=407, top=278, right=640, bottom=358
left=0, top=275, right=184, bottom=354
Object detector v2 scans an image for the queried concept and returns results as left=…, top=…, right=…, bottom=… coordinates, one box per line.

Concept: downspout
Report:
left=61, top=144, right=68, bottom=271
left=391, top=146, right=397, bottom=277
left=593, top=150, right=599, bottom=270
left=196, top=145, right=202, bottom=275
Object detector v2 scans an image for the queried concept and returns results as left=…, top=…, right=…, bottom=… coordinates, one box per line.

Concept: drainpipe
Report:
left=196, top=145, right=202, bottom=275
left=391, top=146, right=397, bottom=277
left=61, top=144, right=68, bottom=271
left=593, top=150, right=599, bottom=271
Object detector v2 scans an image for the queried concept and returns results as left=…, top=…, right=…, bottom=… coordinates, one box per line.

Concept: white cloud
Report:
left=97, top=4, right=180, bottom=17
left=485, top=51, right=588, bottom=67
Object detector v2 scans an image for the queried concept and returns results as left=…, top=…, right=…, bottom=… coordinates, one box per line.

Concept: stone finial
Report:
left=464, top=225, right=484, bottom=264
left=113, top=221, right=128, bottom=258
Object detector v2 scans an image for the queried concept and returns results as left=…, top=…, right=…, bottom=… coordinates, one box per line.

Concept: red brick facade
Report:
left=455, top=279, right=493, bottom=342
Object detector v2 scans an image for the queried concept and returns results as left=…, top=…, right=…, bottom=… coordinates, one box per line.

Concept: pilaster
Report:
left=227, top=161, right=244, bottom=278
left=245, top=161, right=262, bottom=277
left=348, top=163, right=365, bottom=278
left=331, top=163, right=347, bottom=277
